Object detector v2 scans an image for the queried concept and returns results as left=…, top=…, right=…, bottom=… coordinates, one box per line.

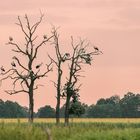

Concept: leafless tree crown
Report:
left=0, top=14, right=53, bottom=95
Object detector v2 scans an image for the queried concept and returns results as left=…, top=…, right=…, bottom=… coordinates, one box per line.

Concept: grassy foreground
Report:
left=0, top=119, right=140, bottom=140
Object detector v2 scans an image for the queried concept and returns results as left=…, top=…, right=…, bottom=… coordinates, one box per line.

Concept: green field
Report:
left=0, top=118, right=140, bottom=140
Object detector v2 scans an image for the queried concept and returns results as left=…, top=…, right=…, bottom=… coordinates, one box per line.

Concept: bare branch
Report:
left=51, top=27, right=62, bottom=60
left=12, top=56, right=29, bottom=71
left=64, top=37, right=101, bottom=101
left=31, top=13, right=44, bottom=35
left=33, top=35, right=54, bottom=60
left=5, top=89, right=28, bottom=95
left=50, top=80, right=57, bottom=88
left=7, top=42, right=26, bottom=55
left=16, top=16, right=29, bottom=38
left=34, top=60, right=53, bottom=80
left=48, top=54, right=58, bottom=67
left=33, top=84, right=44, bottom=91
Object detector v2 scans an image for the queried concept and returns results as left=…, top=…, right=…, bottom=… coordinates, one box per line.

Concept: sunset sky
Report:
left=0, top=0, right=140, bottom=111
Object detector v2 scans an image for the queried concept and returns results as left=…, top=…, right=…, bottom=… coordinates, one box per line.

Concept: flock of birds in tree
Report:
left=0, top=37, right=44, bottom=73
left=1, top=62, right=43, bottom=73
left=0, top=36, right=100, bottom=73
left=9, top=34, right=48, bottom=42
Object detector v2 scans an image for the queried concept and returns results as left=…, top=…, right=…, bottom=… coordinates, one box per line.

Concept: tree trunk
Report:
left=28, top=93, right=34, bottom=123
left=55, top=66, right=62, bottom=125
left=64, top=96, right=71, bottom=125
left=56, top=97, right=60, bottom=124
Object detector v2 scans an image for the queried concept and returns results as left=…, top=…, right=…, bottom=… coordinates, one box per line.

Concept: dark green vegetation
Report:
left=87, top=92, right=140, bottom=118
left=1, top=92, right=140, bottom=118
left=37, top=105, right=55, bottom=118
left=0, top=122, right=140, bottom=140
left=0, top=100, right=28, bottom=118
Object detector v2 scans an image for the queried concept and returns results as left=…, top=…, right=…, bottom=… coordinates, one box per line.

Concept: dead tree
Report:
left=48, top=28, right=70, bottom=124
left=63, top=37, right=102, bottom=125
left=0, top=14, right=53, bottom=123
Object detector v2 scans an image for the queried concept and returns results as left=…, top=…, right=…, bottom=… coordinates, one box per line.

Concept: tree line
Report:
left=0, top=13, right=101, bottom=125
left=0, top=92, right=140, bottom=118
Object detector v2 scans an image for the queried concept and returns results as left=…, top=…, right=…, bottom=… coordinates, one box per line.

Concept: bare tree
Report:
left=48, top=28, right=70, bottom=124
left=63, top=37, right=102, bottom=125
left=0, top=14, right=53, bottom=123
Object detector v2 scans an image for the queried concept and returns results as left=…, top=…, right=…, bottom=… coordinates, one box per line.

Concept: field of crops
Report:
left=0, top=118, right=140, bottom=140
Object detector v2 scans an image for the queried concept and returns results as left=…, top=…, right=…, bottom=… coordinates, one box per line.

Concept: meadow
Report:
left=0, top=118, right=140, bottom=140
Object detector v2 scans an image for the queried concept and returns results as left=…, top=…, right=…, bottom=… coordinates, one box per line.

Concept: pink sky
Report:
left=0, top=0, right=140, bottom=111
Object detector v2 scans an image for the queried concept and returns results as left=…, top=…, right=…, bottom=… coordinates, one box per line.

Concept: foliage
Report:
left=0, top=99, right=28, bottom=118
left=37, top=105, right=55, bottom=118
left=69, top=101, right=86, bottom=117
left=87, top=104, right=122, bottom=118
left=1, top=92, right=140, bottom=118
left=120, top=92, right=140, bottom=117
left=87, top=93, right=140, bottom=118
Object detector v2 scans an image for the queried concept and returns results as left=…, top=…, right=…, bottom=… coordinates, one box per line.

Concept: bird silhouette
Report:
left=1, top=66, right=5, bottom=72
left=43, top=35, right=47, bottom=39
left=36, top=63, right=43, bottom=69
left=11, top=62, right=16, bottom=67
left=65, top=53, right=70, bottom=57
left=94, top=46, right=99, bottom=51
left=9, top=36, right=13, bottom=42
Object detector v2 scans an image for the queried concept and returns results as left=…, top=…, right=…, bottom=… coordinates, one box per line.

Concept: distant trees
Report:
left=0, top=92, right=139, bottom=118
left=69, top=101, right=86, bottom=117
left=37, top=105, right=55, bottom=118
left=87, top=95, right=122, bottom=118
left=87, top=93, right=140, bottom=118
left=97, top=95, right=120, bottom=105
left=120, top=92, right=140, bottom=117
left=0, top=99, right=28, bottom=118
left=87, top=103, right=121, bottom=118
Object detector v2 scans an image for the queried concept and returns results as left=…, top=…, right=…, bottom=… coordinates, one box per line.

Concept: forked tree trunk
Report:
left=64, top=96, right=71, bottom=125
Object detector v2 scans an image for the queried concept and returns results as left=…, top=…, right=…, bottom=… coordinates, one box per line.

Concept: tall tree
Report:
left=48, top=28, right=70, bottom=124
left=63, top=37, right=101, bottom=125
left=0, top=14, right=53, bottom=123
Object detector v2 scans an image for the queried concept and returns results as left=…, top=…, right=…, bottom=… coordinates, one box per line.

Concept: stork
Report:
left=43, top=35, right=47, bottom=39
left=9, top=36, right=13, bottom=42
left=1, top=66, right=5, bottom=72
left=94, top=46, right=99, bottom=51
left=36, top=63, right=43, bottom=69
left=65, top=53, right=70, bottom=57
left=11, top=62, right=16, bottom=67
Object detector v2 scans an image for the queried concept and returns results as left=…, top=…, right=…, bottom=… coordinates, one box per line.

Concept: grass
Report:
left=0, top=118, right=140, bottom=140
left=1, top=118, right=140, bottom=123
